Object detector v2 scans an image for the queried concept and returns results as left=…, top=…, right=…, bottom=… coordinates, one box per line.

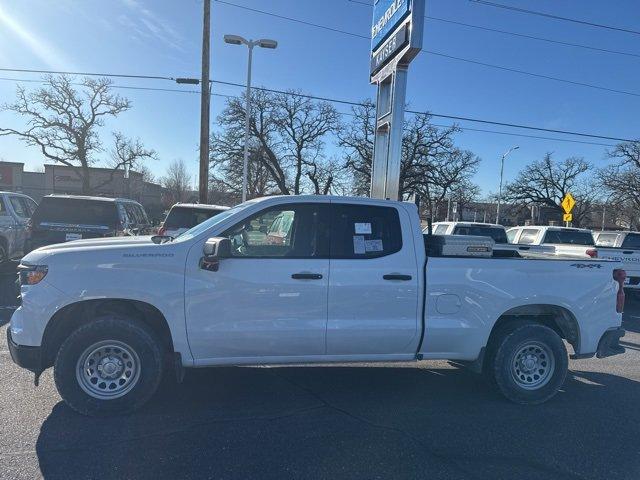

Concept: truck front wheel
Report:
left=490, top=323, right=568, bottom=404
left=54, top=316, right=164, bottom=416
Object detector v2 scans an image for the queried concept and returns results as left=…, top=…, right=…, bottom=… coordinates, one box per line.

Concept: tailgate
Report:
left=599, top=248, right=640, bottom=286
left=31, top=222, right=113, bottom=247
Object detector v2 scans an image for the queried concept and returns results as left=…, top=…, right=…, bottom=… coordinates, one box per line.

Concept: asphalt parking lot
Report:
left=1, top=270, right=640, bottom=480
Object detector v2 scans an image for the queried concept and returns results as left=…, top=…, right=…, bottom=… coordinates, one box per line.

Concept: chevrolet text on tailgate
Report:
left=7, top=196, right=627, bottom=416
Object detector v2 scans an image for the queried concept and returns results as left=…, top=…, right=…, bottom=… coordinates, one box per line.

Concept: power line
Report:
left=347, top=0, right=640, bottom=59
left=214, top=0, right=368, bottom=39
left=0, top=70, right=634, bottom=143
left=0, top=67, right=175, bottom=81
left=469, top=0, right=640, bottom=36
left=424, top=50, right=640, bottom=98
left=216, top=0, right=640, bottom=98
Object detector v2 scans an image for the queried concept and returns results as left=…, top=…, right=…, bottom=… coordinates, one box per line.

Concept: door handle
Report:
left=291, top=273, right=323, bottom=280
left=623, top=251, right=634, bottom=255
left=383, top=274, right=412, bottom=281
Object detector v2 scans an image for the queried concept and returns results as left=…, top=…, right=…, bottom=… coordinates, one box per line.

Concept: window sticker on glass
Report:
left=354, top=222, right=372, bottom=234
left=365, top=239, right=383, bottom=252
left=353, top=235, right=366, bottom=254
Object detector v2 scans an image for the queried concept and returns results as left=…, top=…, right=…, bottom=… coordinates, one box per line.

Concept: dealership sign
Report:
left=371, top=0, right=411, bottom=51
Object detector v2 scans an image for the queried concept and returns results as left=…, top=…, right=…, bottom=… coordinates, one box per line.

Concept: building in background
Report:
left=0, top=161, right=165, bottom=221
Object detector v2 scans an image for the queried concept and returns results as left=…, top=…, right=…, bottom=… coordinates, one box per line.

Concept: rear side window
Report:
left=518, top=229, right=539, bottom=245
left=543, top=230, right=594, bottom=246
left=331, top=204, right=402, bottom=259
left=621, top=233, right=640, bottom=249
left=433, top=225, right=448, bottom=235
left=32, top=198, right=118, bottom=227
left=453, top=226, right=508, bottom=244
left=165, top=207, right=226, bottom=229
left=506, top=229, right=517, bottom=243
left=595, top=233, right=619, bottom=247
left=9, top=197, right=29, bottom=218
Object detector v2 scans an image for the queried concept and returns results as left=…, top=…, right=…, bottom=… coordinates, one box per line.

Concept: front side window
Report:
left=518, top=229, right=540, bottom=245
left=222, top=203, right=330, bottom=258
left=9, top=196, right=28, bottom=218
left=0, top=197, right=7, bottom=217
left=595, top=233, right=619, bottom=247
left=331, top=204, right=402, bottom=259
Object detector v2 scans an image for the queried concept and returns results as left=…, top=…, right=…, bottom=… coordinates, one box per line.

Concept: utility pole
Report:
left=198, top=0, right=211, bottom=204
left=495, top=145, right=519, bottom=225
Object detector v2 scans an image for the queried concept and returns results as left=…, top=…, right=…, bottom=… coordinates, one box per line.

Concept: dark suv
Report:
left=26, top=195, right=151, bottom=252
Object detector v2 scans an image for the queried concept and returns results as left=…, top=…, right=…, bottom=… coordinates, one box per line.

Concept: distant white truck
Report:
left=507, top=225, right=598, bottom=259
left=429, top=222, right=555, bottom=257
left=594, top=231, right=640, bottom=293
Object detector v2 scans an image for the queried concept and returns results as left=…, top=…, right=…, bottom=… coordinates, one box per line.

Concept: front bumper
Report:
left=596, top=327, right=626, bottom=359
left=7, top=328, right=42, bottom=374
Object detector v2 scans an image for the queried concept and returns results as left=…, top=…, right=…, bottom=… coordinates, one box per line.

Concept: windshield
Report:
left=172, top=202, right=253, bottom=242
left=165, top=206, right=227, bottom=229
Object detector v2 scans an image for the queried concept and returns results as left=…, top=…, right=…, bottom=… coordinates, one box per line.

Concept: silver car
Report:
left=0, top=192, right=37, bottom=265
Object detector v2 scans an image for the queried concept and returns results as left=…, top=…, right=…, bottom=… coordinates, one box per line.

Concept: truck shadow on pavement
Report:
left=35, top=361, right=640, bottom=480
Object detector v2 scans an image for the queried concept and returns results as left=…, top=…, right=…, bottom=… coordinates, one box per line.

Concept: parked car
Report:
left=0, top=191, right=37, bottom=265
left=158, top=203, right=230, bottom=238
left=26, top=195, right=151, bottom=252
left=8, top=195, right=625, bottom=416
left=594, top=231, right=640, bottom=293
left=429, top=222, right=555, bottom=258
left=507, top=225, right=598, bottom=258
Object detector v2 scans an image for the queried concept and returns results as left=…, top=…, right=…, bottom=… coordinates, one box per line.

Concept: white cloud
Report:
left=0, top=3, right=73, bottom=69
left=119, top=0, right=185, bottom=52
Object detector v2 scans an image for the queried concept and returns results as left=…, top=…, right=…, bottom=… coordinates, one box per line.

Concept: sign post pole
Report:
left=369, top=0, right=425, bottom=200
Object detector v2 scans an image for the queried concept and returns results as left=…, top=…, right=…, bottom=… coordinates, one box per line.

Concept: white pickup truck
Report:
left=507, top=225, right=598, bottom=259
left=594, top=231, right=640, bottom=293
left=8, top=196, right=626, bottom=416
left=429, top=222, right=555, bottom=258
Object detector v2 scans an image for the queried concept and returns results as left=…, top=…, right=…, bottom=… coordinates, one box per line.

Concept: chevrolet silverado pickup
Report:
left=507, top=225, right=598, bottom=258
left=594, top=231, right=640, bottom=293
left=7, top=195, right=627, bottom=416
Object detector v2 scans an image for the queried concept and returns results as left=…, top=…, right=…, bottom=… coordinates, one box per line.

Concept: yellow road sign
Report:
left=563, top=213, right=573, bottom=222
left=561, top=193, right=576, bottom=214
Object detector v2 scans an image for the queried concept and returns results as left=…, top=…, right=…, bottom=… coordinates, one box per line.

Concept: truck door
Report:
left=185, top=202, right=331, bottom=362
left=326, top=203, right=420, bottom=356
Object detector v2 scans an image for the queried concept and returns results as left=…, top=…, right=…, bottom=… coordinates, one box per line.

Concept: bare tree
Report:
left=161, top=159, right=192, bottom=204
left=503, top=154, right=595, bottom=226
left=0, top=75, right=131, bottom=194
left=210, top=90, right=343, bottom=197
left=338, top=105, right=481, bottom=218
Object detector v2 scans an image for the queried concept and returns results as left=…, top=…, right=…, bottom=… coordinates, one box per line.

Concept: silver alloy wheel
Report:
left=76, top=340, right=141, bottom=400
left=510, top=341, right=555, bottom=390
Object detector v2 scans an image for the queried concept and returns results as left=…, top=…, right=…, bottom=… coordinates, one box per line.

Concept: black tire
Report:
left=54, top=316, right=164, bottom=416
left=490, top=322, right=568, bottom=405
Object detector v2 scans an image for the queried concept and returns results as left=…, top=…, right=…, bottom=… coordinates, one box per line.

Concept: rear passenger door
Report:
left=326, top=203, right=420, bottom=356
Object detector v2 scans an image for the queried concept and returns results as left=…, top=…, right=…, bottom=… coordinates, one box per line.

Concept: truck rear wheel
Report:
left=54, top=316, right=164, bottom=416
left=490, top=322, right=568, bottom=404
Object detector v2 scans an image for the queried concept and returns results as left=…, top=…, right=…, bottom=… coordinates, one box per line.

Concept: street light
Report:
left=495, top=146, right=519, bottom=225
left=224, top=34, right=278, bottom=202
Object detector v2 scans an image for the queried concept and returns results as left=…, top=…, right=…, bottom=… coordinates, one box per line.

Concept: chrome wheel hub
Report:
left=76, top=341, right=141, bottom=400
left=511, top=341, right=555, bottom=390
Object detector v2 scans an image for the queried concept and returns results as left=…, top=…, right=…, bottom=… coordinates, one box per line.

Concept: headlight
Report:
left=18, top=265, right=48, bottom=286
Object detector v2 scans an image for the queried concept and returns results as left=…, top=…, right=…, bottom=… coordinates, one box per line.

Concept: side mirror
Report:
left=200, top=237, right=231, bottom=272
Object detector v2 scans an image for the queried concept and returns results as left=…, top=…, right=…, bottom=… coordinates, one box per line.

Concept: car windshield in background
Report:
left=32, top=198, right=117, bottom=227
left=174, top=202, right=252, bottom=242
left=543, top=230, right=594, bottom=246
left=453, top=226, right=508, bottom=244
left=165, top=207, right=226, bottom=229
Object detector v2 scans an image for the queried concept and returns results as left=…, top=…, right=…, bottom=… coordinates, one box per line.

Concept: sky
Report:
left=0, top=0, right=638, bottom=196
